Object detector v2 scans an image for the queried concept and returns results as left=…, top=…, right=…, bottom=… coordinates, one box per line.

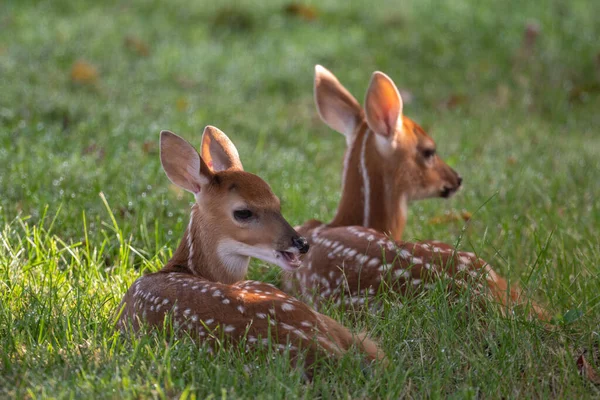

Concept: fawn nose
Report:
left=292, top=236, right=310, bottom=254
left=457, top=176, right=463, bottom=187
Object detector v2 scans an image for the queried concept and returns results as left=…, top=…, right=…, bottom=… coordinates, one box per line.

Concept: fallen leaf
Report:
left=523, top=21, right=540, bottom=53
left=429, top=210, right=471, bottom=225
left=175, top=97, right=189, bottom=112
left=507, top=156, right=517, bottom=165
left=284, top=3, right=318, bottom=21
left=82, top=143, right=105, bottom=160
left=70, top=60, right=99, bottom=85
left=142, top=141, right=158, bottom=154
left=438, top=94, right=468, bottom=110
left=577, top=353, right=600, bottom=385
left=212, top=7, right=255, bottom=32
left=569, top=83, right=600, bottom=103
left=461, top=211, right=472, bottom=221
left=124, top=36, right=150, bottom=57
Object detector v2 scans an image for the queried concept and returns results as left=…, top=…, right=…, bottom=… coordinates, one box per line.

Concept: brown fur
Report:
left=280, top=67, right=548, bottom=321
left=117, top=127, right=386, bottom=371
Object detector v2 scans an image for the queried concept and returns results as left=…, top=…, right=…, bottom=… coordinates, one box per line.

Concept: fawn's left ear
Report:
left=160, top=130, right=213, bottom=195
left=364, top=71, right=404, bottom=139
left=201, top=126, right=244, bottom=173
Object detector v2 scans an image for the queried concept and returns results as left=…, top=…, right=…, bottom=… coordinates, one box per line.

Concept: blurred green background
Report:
left=1, top=0, right=600, bottom=397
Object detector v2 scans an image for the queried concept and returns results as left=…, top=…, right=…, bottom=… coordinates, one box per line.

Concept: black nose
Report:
left=457, top=176, right=463, bottom=186
left=292, top=236, right=310, bottom=254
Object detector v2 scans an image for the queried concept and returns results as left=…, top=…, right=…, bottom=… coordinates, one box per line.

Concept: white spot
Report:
left=360, top=131, right=371, bottom=226
left=237, top=305, right=246, bottom=314
left=222, top=299, right=231, bottom=305
left=368, top=258, right=380, bottom=268
left=187, top=209, right=195, bottom=270
left=459, top=256, right=472, bottom=265
left=281, top=303, right=295, bottom=312
left=410, top=257, right=423, bottom=265
left=300, top=321, right=312, bottom=328
left=256, top=313, right=267, bottom=319
left=191, top=315, right=198, bottom=322
left=162, top=299, right=169, bottom=305
left=412, top=279, right=422, bottom=286
left=213, top=290, right=222, bottom=297
left=204, top=318, right=214, bottom=325
left=394, top=269, right=410, bottom=279
left=399, top=249, right=411, bottom=259
left=224, top=325, right=235, bottom=333
left=184, top=309, right=191, bottom=316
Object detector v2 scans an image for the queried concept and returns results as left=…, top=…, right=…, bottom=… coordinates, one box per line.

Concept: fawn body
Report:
left=281, top=66, right=547, bottom=320
left=117, top=126, right=385, bottom=367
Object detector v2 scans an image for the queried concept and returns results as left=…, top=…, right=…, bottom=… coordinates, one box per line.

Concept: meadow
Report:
left=1, top=0, right=600, bottom=398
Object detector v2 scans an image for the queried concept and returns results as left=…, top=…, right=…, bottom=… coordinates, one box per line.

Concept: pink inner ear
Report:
left=207, top=160, right=213, bottom=168
left=193, top=183, right=201, bottom=194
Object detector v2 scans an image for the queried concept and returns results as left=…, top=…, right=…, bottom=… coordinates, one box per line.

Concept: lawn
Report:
left=1, top=0, right=600, bottom=398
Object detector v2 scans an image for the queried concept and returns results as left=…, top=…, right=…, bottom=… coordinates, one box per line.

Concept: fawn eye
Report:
left=422, top=148, right=436, bottom=159
left=233, top=209, right=254, bottom=222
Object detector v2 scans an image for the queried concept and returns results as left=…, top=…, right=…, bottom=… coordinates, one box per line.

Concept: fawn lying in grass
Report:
left=117, top=126, right=385, bottom=371
left=281, top=66, right=548, bottom=321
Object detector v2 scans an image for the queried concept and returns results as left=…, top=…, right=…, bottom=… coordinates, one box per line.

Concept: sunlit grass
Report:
left=1, top=0, right=600, bottom=397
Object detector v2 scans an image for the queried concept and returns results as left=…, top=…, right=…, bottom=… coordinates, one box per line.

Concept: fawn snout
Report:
left=292, top=236, right=310, bottom=254
left=440, top=167, right=462, bottom=198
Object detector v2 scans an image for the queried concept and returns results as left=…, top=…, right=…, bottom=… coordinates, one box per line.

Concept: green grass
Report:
left=1, top=0, right=600, bottom=397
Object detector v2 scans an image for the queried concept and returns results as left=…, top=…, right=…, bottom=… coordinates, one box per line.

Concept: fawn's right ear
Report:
left=201, top=125, right=244, bottom=173
left=364, top=71, right=403, bottom=139
left=314, top=65, right=364, bottom=143
left=160, top=130, right=213, bottom=195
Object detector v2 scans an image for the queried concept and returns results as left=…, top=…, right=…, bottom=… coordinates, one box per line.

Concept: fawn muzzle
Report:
left=440, top=166, right=462, bottom=198
left=292, top=236, right=310, bottom=254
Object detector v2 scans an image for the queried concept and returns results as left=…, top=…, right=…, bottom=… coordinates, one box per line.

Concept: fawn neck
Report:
left=329, top=122, right=407, bottom=241
left=164, top=204, right=249, bottom=284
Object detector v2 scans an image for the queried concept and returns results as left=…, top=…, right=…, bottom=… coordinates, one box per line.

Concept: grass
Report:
left=1, top=0, right=600, bottom=397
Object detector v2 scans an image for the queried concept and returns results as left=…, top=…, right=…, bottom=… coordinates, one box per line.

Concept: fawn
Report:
left=117, top=126, right=385, bottom=369
left=281, top=66, right=548, bottom=320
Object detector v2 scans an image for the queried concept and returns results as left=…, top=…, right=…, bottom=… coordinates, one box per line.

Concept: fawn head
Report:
left=314, top=65, right=462, bottom=201
left=160, top=126, right=308, bottom=278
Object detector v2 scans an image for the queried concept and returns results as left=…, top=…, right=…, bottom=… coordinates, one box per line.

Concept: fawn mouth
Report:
left=440, top=186, right=458, bottom=198
left=276, top=250, right=303, bottom=271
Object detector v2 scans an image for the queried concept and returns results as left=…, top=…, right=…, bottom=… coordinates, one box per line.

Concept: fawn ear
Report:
left=160, top=130, right=213, bottom=195
left=314, top=65, right=364, bottom=143
left=201, top=126, right=244, bottom=172
left=364, top=71, right=403, bottom=138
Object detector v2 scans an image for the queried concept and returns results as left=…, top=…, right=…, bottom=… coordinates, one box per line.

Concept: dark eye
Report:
left=422, top=148, right=436, bottom=159
left=233, top=209, right=254, bottom=221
